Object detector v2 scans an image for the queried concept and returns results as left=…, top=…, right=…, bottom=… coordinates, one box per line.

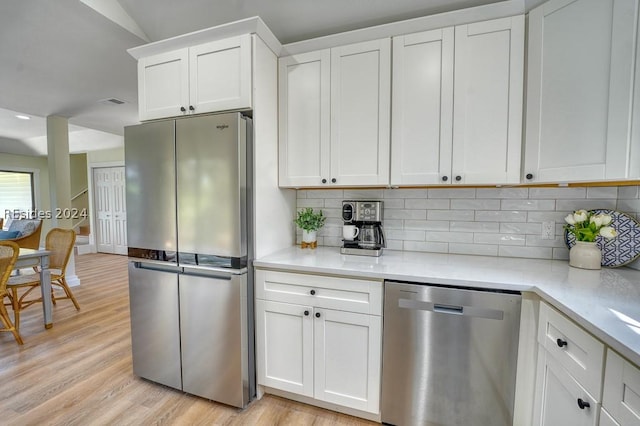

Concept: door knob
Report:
left=556, top=338, right=568, bottom=348
left=304, top=310, right=309, bottom=316
left=442, top=176, right=448, bottom=182
left=526, top=173, right=533, bottom=180
left=315, top=312, right=321, bottom=318
left=310, top=289, right=316, bottom=295
left=180, top=106, right=186, bottom=112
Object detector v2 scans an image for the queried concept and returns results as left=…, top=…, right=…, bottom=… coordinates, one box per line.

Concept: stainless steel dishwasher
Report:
left=381, top=281, right=522, bottom=426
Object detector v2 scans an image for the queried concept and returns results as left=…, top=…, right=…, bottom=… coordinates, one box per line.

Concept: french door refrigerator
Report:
left=124, top=112, right=254, bottom=408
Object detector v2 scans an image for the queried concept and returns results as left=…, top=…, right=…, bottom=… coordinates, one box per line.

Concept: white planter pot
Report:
left=302, top=230, right=317, bottom=243
left=569, top=241, right=601, bottom=270
left=301, top=230, right=318, bottom=248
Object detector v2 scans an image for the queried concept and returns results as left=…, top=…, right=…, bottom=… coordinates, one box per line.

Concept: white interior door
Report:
left=94, top=166, right=127, bottom=254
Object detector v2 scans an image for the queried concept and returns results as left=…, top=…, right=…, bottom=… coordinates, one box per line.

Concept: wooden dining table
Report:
left=15, top=248, right=53, bottom=329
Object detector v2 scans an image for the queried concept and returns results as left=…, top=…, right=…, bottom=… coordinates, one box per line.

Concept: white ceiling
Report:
left=0, top=0, right=542, bottom=157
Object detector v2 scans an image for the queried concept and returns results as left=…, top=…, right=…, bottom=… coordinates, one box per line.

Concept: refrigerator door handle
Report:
left=133, top=261, right=181, bottom=273
left=181, top=265, right=247, bottom=277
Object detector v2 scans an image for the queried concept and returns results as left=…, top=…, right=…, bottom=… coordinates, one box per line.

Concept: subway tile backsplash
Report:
left=296, top=186, right=640, bottom=270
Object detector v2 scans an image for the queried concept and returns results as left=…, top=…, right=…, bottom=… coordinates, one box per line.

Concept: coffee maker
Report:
left=340, top=200, right=386, bottom=257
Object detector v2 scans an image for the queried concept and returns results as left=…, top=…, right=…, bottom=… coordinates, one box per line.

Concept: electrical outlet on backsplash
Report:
left=296, top=185, right=640, bottom=270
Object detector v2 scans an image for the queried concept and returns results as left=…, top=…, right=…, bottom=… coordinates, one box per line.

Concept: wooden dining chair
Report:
left=7, top=228, right=79, bottom=331
left=0, top=241, right=23, bottom=344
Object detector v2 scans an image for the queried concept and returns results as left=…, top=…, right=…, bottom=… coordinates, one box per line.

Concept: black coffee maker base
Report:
left=340, top=247, right=384, bottom=257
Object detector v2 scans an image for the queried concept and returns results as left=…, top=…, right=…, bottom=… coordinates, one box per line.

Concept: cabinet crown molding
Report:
left=127, top=16, right=282, bottom=60
left=281, top=0, right=525, bottom=56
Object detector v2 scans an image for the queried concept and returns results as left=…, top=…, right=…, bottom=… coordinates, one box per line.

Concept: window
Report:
left=0, top=170, right=35, bottom=220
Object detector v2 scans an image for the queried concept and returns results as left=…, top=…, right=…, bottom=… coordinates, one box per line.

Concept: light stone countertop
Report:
left=254, top=246, right=640, bottom=367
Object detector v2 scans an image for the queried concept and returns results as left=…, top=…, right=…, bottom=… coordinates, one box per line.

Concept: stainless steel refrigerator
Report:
left=124, top=112, right=254, bottom=408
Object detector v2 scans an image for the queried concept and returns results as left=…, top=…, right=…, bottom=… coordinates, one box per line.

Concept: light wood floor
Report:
left=0, top=253, right=378, bottom=425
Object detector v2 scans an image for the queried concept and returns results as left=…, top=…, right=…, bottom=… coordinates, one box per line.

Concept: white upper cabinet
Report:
left=330, top=39, right=391, bottom=187
left=278, top=50, right=331, bottom=187
left=452, top=16, right=524, bottom=185
left=138, top=34, right=252, bottom=121
left=391, top=28, right=454, bottom=185
left=279, top=38, right=391, bottom=188
left=138, top=49, right=190, bottom=121
left=524, top=0, right=640, bottom=183
left=391, top=16, right=524, bottom=186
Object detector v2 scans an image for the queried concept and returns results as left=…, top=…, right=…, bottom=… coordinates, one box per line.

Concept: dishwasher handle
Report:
left=433, top=303, right=464, bottom=315
left=399, top=298, right=504, bottom=321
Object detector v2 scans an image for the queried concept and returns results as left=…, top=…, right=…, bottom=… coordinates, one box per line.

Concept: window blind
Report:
left=0, top=171, right=34, bottom=219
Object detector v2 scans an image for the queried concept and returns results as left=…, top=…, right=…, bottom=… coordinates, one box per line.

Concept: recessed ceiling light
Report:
left=15, top=115, right=31, bottom=120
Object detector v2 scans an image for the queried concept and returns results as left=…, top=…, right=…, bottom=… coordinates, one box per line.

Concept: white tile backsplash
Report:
left=298, top=185, right=640, bottom=269
left=501, top=199, right=555, bottom=211
left=586, top=187, right=619, bottom=199
left=427, top=210, right=474, bottom=221
left=404, top=198, right=449, bottom=209
left=474, top=233, right=526, bottom=246
left=450, top=221, right=500, bottom=233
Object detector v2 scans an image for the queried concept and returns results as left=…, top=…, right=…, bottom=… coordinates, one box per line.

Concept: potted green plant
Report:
left=294, top=208, right=326, bottom=249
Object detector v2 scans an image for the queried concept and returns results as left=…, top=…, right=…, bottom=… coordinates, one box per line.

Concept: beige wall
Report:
left=87, top=147, right=124, bottom=164
left=0, top=153, right=51, bottom=243
left=70, top=153, right=88, bottom=196
left=70, top=153, right=89, bottom=230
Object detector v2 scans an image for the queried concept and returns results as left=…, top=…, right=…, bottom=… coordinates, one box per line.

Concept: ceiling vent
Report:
left=99, top=98, right=126, bottom=105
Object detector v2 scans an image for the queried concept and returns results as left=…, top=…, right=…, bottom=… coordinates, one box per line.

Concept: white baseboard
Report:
left=75, top=244, right=93, bottom=255
left=66, top=274, right=81, bottom=287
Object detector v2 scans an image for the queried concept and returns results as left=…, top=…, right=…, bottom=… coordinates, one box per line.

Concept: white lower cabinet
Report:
left=601, top=408, right=622, bottom=426
left=533, top=302, right=604, bottom=426
left=533, top=346, right=600, bottom=426
left=255, top=269, right=383, bottom=415
left=602, top=349, right=640, bottom=425
left=255, top=299, right=313, bottom=396
left=313, top=308, right=381, bottom=412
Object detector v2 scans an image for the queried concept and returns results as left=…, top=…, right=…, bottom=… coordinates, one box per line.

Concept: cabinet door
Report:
left=533, top=348, right=599, bottom=426
left=255, top=299, right=313, bottom=397
left=600, top=408, right=622, bottom=426
left=313, top=309, right=382, bottom=414
left=189, top=34, right=252, bottom=114
left=278, top=50, right=331, bottom=187
left=524, top=0, right=639, bottom=182
left=391, top=28, right=454, bottom=186
left=330, top=38, right=391, bottom=186
left=603, top=349, right=640, bottom=425
left=452, top=16, right=524, bottom=184
left=138, top=49, right=189, bottom=121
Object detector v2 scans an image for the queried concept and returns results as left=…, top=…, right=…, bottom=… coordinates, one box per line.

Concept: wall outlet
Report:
left=542, top=221, right=555, bottom=240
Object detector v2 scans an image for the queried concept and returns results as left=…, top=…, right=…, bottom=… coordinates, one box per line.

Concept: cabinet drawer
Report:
left=603, top=349, right=640, bottom=425
left=255, top=269, right=383, bottom=315
left=538, top=302, right=605, bottom=398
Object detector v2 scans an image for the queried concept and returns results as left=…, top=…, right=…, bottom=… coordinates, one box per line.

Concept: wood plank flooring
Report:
left=0, top=253, right=378, bottom=425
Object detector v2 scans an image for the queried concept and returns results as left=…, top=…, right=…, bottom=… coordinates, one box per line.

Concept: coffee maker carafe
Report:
left=341, top=200, right=385, bottom=257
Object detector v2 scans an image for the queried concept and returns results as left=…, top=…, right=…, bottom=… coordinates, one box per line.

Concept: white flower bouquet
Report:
left=564, top=210, right=617, bottom=242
